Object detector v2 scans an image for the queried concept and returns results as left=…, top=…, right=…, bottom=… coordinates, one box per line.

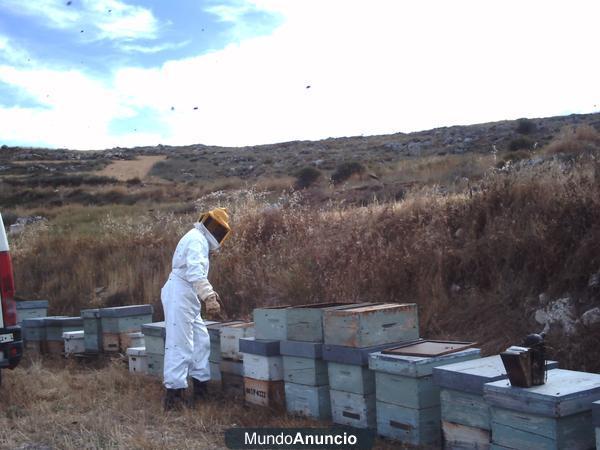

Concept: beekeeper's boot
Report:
left=189, top=378, right=209, bottom=407
left=163, top=388, right=185, bottom=412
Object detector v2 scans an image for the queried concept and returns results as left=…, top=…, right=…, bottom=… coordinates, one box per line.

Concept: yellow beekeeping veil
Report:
left=199, top=207, right=232, bottom=245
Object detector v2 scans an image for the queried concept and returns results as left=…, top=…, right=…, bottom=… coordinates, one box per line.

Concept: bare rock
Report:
left=534, top=296, right=577, bottom=335
left=581, top=307, right=600, bottom=326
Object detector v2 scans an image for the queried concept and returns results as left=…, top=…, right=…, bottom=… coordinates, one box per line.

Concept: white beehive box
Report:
left=127, top=347, right=148, bottom=374
left=243, top=354, right=284, bottom=381
left=127, top=332, right=145, bottom=348
left=220, top=322, right=255, bottom=361
left=62, top=330, right=85, bottom=355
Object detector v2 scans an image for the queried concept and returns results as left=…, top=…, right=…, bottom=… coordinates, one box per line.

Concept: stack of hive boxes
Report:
left=44, top=316, right=83, bottom=354
left=323, top=303, right=420, bottom=430
left=281, top=302, right=364, bottom=421
left=16, top=300, right=48, bottom=325
left=141, top=321, right=165, bottom=378
left=369, top=343, right=480, bottom=447
left=81, top=309, right=102, bottom=353
left=208, top=321, right=238, bottom=382
left=433, top=355, right=559, bottom=449
left=100, top=305, right=153, bottom=353
left=483, top=369, right=600, bottom=450
left=219, top=321, right=255, bottom=395
left=22, top=317, right=51, bottom=354
left=239, top=306, right=289, bottom=409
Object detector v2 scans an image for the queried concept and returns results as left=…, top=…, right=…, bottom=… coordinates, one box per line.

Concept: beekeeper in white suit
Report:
left=161, top=207, right=231, bottom=411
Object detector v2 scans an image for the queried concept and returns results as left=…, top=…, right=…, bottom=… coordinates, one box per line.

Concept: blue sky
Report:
left=0, top=0, right=599, bottom=149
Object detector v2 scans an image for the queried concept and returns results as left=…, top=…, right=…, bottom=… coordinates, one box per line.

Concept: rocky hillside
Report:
left=1, top=112, right=599, bottom=183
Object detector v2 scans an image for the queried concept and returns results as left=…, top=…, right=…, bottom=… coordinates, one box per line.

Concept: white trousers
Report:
left=161, top=274, right=211, bottom=389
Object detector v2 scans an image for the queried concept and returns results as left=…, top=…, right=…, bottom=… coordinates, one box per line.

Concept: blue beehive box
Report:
left=285, top=383, right=331, bottom=420
left=330, top=389, right=376, bottom=429
left=370, top=346, right=480, bottom=447
left=253, top=305, right=292, bottom=340
left=484, top=369, right=600, bottom=450
left=141, top=321, right=165, bottom=355
left=434, top=355, right=559, bottom=449
left=280, top=340, right=328, bottom=386
left=16, top=300, right=48, bottom=324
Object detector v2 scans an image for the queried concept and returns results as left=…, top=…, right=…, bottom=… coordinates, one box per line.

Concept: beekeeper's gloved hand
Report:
left=193, top=279, right=221, bottom=316
left=204, top=292, right=222, bottom=316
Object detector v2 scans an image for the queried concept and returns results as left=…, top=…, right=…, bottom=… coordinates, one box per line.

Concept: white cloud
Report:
left=1, top=0, right=600, bottom=149
left=119, top=40, right=190, bottom=54
left=1, top=0, right=160, bottom=42
left=0, top=36, right=32, bottom=66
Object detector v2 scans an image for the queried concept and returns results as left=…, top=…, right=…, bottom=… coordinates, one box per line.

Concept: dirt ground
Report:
left=0, top=356, right=414, bottom=450
left=97, top=156, right=166, bottom=181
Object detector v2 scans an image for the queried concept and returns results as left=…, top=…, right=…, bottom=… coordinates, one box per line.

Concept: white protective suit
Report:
left=161, top=223, right=219, bottom=389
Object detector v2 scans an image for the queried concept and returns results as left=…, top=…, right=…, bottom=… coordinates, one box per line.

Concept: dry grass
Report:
left=544, top=125, right=600, bottom=155
left=0, top=357, right=404, bottom=450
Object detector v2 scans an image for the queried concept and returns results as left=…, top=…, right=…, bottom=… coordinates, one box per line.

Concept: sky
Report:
left=0, top=0, right=599, bottom=150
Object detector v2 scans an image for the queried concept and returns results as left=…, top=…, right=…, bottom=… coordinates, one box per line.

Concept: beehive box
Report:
left=239, top=337, right=282, bottom=382
left=16, top=300, right=48, bottom=324
left=22, top=317, right=48, bottom=341
left=323, top=342, right=412, bottom=395
left=285, top=383, right=331, bottom=420
left=328, top=362, right=375, bottom=395
left=376, top=400, right=441, bottom=446
left=44, top=317, right=83, bottom=354
left=81, top=308, right=102, bottom=352
left=220, top=322, right=255, bottom=361
left=141, top=321, right=165, bottom=355
left=63, top=330, right=85, bottom=355
left=239, top=337, right=280, bottom=357
left=593, top=401, right=600, bottom=449
left=127, top=346, right=148, bottom=374
left=324, top=303, right=419, bottom=348
left=208, top=321, right=244, bottom=363
left=281, top=340, right=323, bottom=359
left=253, top=305, right=292, bottom=340
left=243, top=354, right=284, bottom=381
left=146, top=352, right=163, bottom=378
left=222, top=372, right=244, bottom=396
left=369, top=347, right=480, bottom=447
left=283, top=356, right=329, bottom=386
left=330, top=389, right=376, bottom=429
left=127, top=332, right=145, bottom=348
left=484, top=369, right=600, bottom=450
left=100, top=305, right=153, bottom=352
left=220, top=359, right=244, bottom=376
left=244, top=378, right=285, bottom=409
left=286, top=302, right=371, bottom=343
left=433, top=355, right=559, bottom=447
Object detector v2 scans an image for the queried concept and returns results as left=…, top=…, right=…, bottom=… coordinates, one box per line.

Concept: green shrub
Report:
left=331, top=162, right=366, bottom=184
left=294, top=166, right=321, bottom=189
left=508, top=137, right=533, bottom=151
left=516, top=118, right=536, bottom=134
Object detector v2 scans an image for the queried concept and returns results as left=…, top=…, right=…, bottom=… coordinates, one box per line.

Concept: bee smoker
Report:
left=500, top=332, right=547, bottom=388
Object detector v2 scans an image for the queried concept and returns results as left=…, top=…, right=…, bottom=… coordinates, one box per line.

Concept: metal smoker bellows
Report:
left=500, top=332, right=548, bottom=388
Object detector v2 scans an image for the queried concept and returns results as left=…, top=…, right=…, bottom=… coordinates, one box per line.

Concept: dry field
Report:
left=97, top=156, right=167, bottom=181
left=0, top=356, right=406, bottom=450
